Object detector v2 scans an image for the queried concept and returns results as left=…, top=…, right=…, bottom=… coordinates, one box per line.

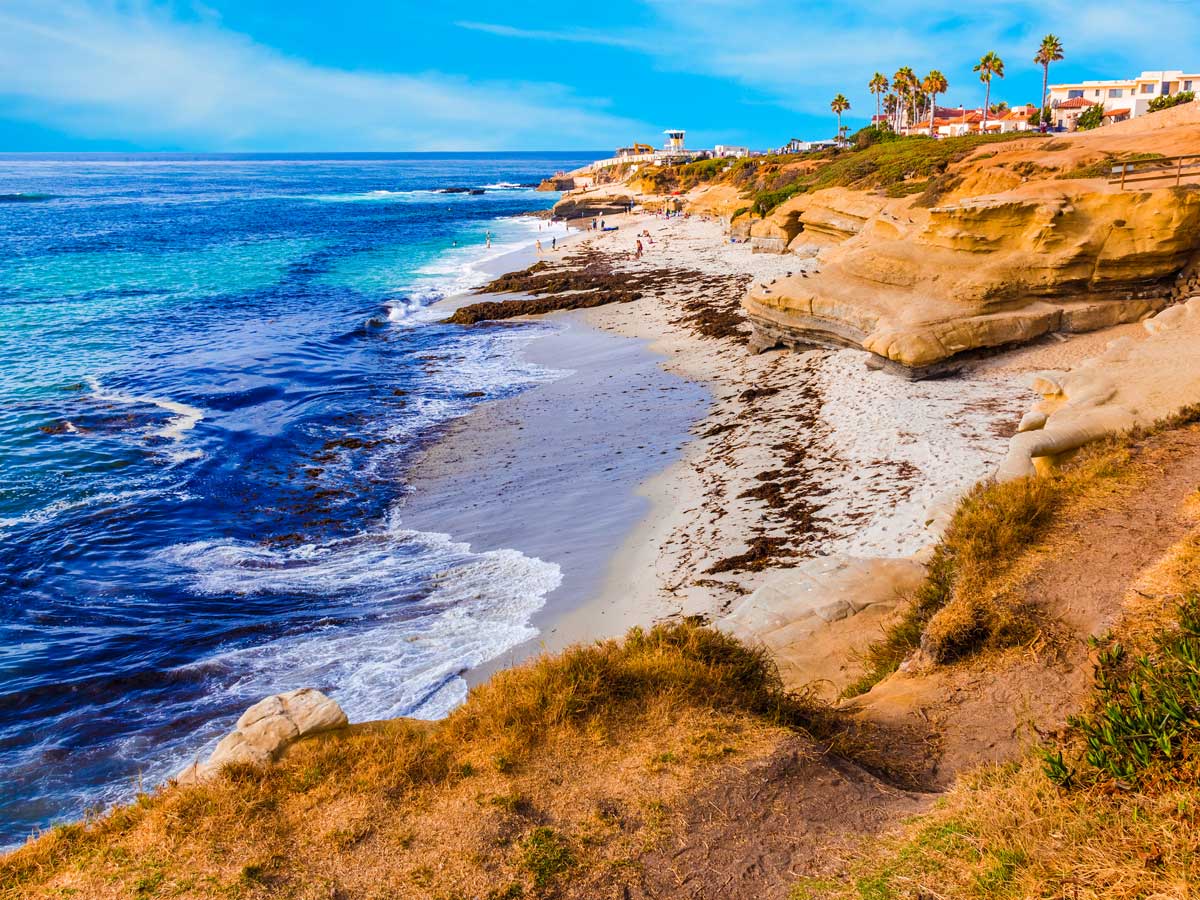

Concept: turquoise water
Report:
left=0, top=152, right=596, bottom=844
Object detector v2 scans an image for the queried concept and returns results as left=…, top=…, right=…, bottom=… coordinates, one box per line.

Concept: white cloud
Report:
left=464, top=0, right=1198, bottom=118
left=642, top=0, right=1199, bottom=113
left=0, top=1, right=646, bottom=150
left=455, top=20, right=644, bottom=50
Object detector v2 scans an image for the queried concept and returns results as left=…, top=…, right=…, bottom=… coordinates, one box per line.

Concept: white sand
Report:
left=542, top=213, right=1128, bottom=645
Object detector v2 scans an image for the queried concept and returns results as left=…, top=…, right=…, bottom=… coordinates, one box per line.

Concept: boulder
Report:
left=175, top=688, right=348, bottom=785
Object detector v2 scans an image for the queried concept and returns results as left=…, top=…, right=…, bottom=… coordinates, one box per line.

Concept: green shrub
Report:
left=744, top=132, right=1039, bottom=216
left=521, top=827, right=575, bottom=889
left=852, top=125, right=900, bottom=150
left=1148, top=90, right=1195, bottom=113
left=1044, top=596, right=1200, bottom=787
left=1076, top=103, right=1105, bottom=131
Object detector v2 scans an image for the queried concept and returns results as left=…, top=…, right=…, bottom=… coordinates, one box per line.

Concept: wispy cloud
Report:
left=654, top=0, right=1200, bottom=112
left=468, top=0, right=1199, bottom=117
left=455, top=20, right=645, bottom=50
left=0, top=1, right=645, bottom=150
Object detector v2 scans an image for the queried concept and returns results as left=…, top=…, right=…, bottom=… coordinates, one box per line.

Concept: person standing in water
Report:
left=535, top=239, right=542, bottom=255
left=485, top=230, right=491, bottom=248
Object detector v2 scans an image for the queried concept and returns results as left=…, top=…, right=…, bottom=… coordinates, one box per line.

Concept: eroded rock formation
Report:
left=721, top=555, right=926, bottom=695
left=743, top=105, right=1200, bottom=377
left=746, top=182, right=1200, bottom=377
left=999, top=296, right=1200, bottom=480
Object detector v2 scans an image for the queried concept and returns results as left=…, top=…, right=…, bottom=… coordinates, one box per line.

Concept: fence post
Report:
left=1120, top=163, right=1127, bottom=191
left=1178, top=156, right=1184, bottom=187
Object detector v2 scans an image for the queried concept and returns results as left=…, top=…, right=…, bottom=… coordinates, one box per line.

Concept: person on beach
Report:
left=536, top=239, right=542, bottom=255
left=485, top=232, right=491, bottom=248
left=635, top=239, right=643, bottom=259
left=552, top=237, right=556, bottom=250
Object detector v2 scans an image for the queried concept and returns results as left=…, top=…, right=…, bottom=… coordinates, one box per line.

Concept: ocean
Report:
left=0, top=152, right=600, bottom=845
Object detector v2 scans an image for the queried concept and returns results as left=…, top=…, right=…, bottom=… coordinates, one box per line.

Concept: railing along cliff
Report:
left=1110, top=154, right=1200, bottom=189
left=584, top=151, right=701, bottom=173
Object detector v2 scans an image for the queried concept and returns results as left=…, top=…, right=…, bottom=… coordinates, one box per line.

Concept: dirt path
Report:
left=852, top=424, right=1200, bottom=786
left=573, top=736, right=929, bottom=900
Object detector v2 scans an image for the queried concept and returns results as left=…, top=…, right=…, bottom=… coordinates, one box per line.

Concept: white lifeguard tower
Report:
left=663, top=129, right=686, bottom=152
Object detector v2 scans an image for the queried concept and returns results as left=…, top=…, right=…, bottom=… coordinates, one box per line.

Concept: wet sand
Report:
left=398, top=310, right=709, bottom=681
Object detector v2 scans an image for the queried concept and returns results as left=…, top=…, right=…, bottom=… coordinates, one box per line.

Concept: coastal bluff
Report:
left=742, top=104, right=1200, bottom=377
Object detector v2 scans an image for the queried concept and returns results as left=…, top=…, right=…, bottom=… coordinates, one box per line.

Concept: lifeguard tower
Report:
left=663, top=129, right=687, bottom=152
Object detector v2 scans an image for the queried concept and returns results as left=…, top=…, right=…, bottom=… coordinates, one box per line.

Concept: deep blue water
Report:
left=0, top=152, right=597, bottom=845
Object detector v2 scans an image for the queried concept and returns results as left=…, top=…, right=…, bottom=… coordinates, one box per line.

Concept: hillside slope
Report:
left=6, top=411, right=1200, bottom=899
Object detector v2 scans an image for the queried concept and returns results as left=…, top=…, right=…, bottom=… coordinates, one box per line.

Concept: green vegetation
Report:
left=746, top=132, right=1039, bottom=215
left=520, top=827, right=575, bottom=889
left=1045, top=596, right=1200, bottom=787
left=1077, top=102, right=1106, bottom=131
left=818, top=597, right=1200, bottom=900
left=850, top=124, right=901, bottom=150
left=1061, top=151, right=1165, bottom=180
left=1149, top=90, right=1195, bottom=113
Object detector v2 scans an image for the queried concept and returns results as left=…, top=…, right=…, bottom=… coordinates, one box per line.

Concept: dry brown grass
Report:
left=0, top=622, right=831, bottom=900
left=797, top=520, right=1200, bottom=900
left=844, top=431, right=1151, bottom=696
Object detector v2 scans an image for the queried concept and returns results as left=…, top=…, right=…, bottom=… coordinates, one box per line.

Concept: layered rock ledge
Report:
left=999, top=296, right=1200, bottom=480
left=745, top=181, right=1200, bottom=378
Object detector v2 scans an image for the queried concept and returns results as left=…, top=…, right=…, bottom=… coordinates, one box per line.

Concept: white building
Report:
left=1047, top=70, right=1198, bottom=130
left=713, top=145, right=749, bottom=158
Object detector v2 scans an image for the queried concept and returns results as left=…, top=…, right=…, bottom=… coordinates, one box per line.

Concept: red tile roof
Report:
left=1104, top=108, right=1131, bottom=117
left=1056, top=97, right=1096, bottom=109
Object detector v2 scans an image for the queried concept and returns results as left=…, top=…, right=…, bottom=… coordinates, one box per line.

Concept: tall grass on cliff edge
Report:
left=799, top=582, right=1200, bottom=900
left=0, top=621, right=840, bottom=899
left=844, top=406, right=1200, bottom=698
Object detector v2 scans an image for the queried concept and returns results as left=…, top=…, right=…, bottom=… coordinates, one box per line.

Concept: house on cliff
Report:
left=1048, top=70, right=1198, bottom=128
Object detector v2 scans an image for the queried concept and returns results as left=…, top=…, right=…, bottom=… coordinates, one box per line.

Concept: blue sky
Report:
left=1, top=1, right=1196, bottom=151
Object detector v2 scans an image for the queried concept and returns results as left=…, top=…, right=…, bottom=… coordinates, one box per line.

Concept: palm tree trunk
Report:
left=929, top=93, right=937, bottom=135
left=1041, top=63, right=1049, bottom=131
left=982, top=80, right=991, bottom=133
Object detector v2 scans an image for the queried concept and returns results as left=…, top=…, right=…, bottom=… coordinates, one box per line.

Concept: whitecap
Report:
left=156, top=513, right=562, bottom=722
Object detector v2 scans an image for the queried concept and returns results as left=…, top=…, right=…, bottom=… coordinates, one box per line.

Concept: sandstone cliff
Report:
left=743, top=104, right=1200, bottom=376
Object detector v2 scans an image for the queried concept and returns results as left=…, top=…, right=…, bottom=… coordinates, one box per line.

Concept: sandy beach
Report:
left=404, top=208, right=1159, bottom=677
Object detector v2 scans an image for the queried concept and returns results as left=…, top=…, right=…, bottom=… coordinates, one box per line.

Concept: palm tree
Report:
left=974, top=52, right=1005, bottom=134
left=831, top=94, right=851, bottom=145
left=893, top=67, right=917, bottom=129
left=1035, top=34, right=1065, bottom=131
left=892, top=67, right=916, bottom=130
left=883, top=93, right=899, bottom=128
left=923, top=70, right=949, bottom=135
left=869, top=73, right=889, bottom=125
